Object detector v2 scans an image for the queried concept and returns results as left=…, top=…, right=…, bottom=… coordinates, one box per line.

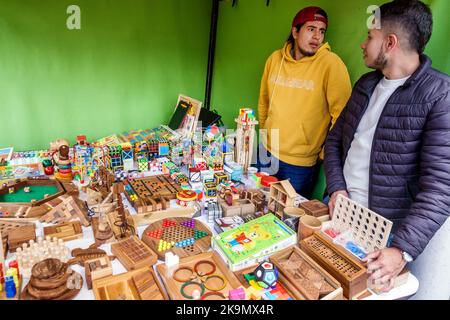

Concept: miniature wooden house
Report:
left=268, top=180, right=297, bottom=218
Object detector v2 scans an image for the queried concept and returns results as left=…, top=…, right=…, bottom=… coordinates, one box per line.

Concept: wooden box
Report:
left=93, top=267, right=168, bottom=300
left=300, top=200, right=329, bottom=218
left=43, top=221, right=83, bottom=241
left=111, top=236, right=158, bottom=271
left=156, top=251, right=242, bottom=300
left=84, top=256, right=113, bottom=289
left=269, top=245, right=343, bottom=300
left=300, top=232, right=368, bottom=299
left=7, top=224, right=36, bottom=252
left=219, top=198, right=256, bottom=217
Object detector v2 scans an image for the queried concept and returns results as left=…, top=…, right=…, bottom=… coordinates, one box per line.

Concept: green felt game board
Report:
left=0, top=185, right=59, bottom=203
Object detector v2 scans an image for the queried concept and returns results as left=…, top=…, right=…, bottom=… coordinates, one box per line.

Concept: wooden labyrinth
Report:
left=125, top=175, right=183, bottom=213
left=141, top=218, right=212, bottom=260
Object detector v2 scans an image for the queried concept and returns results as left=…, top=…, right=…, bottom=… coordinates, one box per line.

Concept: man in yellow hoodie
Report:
left=258, top=6, right=352, bottom=197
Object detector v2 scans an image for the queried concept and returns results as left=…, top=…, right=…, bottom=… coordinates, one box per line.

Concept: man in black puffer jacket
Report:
left=324, top=0, right=450, bottom=293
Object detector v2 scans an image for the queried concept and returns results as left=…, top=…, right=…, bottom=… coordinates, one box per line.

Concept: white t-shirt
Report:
left=343, top=75, right=410, bottom=207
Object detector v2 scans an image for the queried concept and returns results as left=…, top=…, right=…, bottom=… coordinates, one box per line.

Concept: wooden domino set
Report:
left=111, top=236, right=157, bottom=271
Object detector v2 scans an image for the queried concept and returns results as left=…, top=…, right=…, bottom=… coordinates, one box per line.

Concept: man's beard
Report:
left=299, top=47, right=316, bottom=57
left=368, top=48, right=388, bottom=70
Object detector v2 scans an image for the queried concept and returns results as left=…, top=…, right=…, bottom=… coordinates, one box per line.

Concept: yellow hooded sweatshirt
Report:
left=258, top=42, right=351, bottom=166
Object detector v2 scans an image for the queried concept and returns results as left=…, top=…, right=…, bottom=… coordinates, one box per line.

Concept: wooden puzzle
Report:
left=300, top=232, right=368, bottom=299
left=111, top=236, right=157, bottom=271
left=300, top=200, right=329, bottom=218
left=141, top=217, right=211, bottom=260
left=84, top=256, right=113, bottom=289
left=268, top=180, right=297, bottom=218
left=156, top=251, right=241, bottom=300
left=68, top=247, right=115, bottom=266
left=7, top=224, right=36, bottom=252
left=91, top=215, right=115, bottom=244
left=39, top=195, right=90, bottom=227
left=123, top=175, right=183, bottom=213
left=43, top=221, right=83, bottom=242
left=269, top=246, right=343, bottom=300
left=93, top=266, right=168, bottom=300
left=22, top=258, right=83, bottom=300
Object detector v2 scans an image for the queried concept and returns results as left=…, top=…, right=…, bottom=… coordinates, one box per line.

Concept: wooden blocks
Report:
left=43, top=221, right=83, bottom=242
left=270, top=245, right=343, bottom=300
left=7, top=224, right=36, bottom=252
left=93, top=267, right=167, bottom=300
left=300, top=200, right=329, bottom=218
left=300, top=232, right=368, bottom=299
left=111, top=236, right=157, bottom=271
left=84, top=256, right=113, bottom=289
left=39, top=195, right=90, bottom=227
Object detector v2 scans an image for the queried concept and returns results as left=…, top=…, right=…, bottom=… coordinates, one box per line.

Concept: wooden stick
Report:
left=0, top=230, right=4, bottom=267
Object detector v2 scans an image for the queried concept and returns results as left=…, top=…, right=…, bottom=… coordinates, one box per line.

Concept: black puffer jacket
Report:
left=324, top=55, right=450, bottom=259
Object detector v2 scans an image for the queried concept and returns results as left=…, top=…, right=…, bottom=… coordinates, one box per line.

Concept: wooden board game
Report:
left=93, top=266, right=167, bottom=300
left=300, top=232, right=368, bottom=299
left=111, top=236, right=158, bottom=271
left=269, top=245, right=343, bottom=300
left=124, top=175, right=183, bottom=213
left=43, top=221, right=83, bottom=241
left=141, top=217, right=212, bottom=260
left=0, top=178, right=65, bottom=207
left=156, top=251, right=242, bottom=300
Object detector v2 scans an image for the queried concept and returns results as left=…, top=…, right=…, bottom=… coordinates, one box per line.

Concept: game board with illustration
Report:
left=212, top=213, right=296, bottom=271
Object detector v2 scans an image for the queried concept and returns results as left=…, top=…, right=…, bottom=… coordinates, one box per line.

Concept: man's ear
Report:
left=292, top=26, right=298, bottom=39
left=386, top=33, right=399, bottom=51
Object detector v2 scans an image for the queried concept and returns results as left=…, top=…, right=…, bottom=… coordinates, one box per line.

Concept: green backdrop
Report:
left=0, top=0, right=448, bottom=151
left=0, top=0, right=211, bottom=151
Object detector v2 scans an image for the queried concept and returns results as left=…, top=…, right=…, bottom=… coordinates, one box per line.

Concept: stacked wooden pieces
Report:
left=84, top=256, right=113, bottom=289
left=43, top=221, right=83, bottom=242
left=39, top=195, right=90, bottom=227
left=7, top=224, right=36, bottom=252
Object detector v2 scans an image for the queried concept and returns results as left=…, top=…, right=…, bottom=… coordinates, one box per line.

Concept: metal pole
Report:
left=204, top=0, right=220, bottom=110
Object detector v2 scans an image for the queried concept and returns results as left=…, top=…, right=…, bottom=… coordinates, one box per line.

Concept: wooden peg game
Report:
left=43, top=221, right=83, bottom=241
left=111, top=236, right=158, bottom=271
left=156, top=251, right=242, bottom=300
left=93, top=266, right=168, bottom=300
left=141, top=217, right=212, bottom=260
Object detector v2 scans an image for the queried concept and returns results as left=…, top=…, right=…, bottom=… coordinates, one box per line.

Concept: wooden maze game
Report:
left=124, top=175, right=183, bottom=213
left=111, top=236, right=158, bottom=271
left=156, top=251, right=242, bottom=300
left=141, top=217, right=212, bottom=260
left=300, top=232, right=368, bottom=299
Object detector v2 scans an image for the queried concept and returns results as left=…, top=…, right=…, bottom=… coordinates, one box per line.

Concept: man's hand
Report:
left=328, top=190, right=348, bottom=218
left=362, top=247, right=407, bottom=293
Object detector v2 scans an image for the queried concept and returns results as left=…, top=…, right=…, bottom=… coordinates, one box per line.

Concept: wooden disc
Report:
left=141, top=218, right=212, bottom=260
left=31, top=258, right=67, bottom=280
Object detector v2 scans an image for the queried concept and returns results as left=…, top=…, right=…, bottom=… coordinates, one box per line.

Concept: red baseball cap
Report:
left=292, top=6, right=328, bottom=29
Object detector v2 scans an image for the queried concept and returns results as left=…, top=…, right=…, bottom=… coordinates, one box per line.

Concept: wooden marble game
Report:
left=123, top=175, right=183, bottom=213
left=156, top=251, right=242, bottom=300
left=93, top=266, right=168, bottom=300
left=15, top=237, right=71, bottom=278
left=269, top=245, right=343, bottom=300
left=111, top=236, right=157, bottom=271
left=141, top=217, right=211, bottom=260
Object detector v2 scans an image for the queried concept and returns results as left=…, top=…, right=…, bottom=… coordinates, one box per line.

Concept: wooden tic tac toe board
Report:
left=141, top=218, right=211, bottom=260
left=156, top=251, right=241, bottom=300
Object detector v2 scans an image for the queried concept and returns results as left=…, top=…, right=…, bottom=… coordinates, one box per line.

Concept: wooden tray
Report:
left=141, top=217, right=212, bottom=260
left=111, top=236, right=158, bottom=271
left=92, top=266, right=168, bottom=300
left=156, top=251, right=242, bottom=300
left=269, top=245, right=343, bottom=300
left=300, top=232, right=367, bottom=299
